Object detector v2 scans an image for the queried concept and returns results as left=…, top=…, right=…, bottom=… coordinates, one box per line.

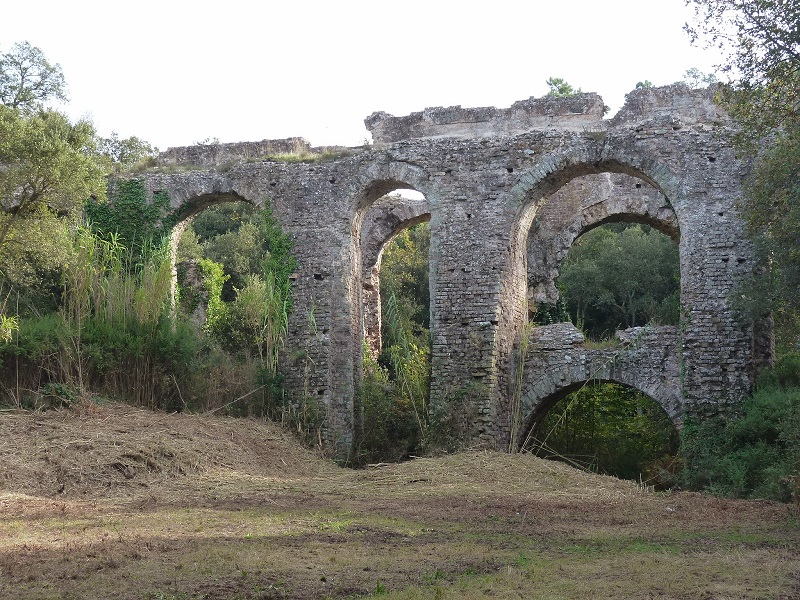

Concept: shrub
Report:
left=355, top=346, right=421, bottom=464
left=681, top=359, right=800, bottom=502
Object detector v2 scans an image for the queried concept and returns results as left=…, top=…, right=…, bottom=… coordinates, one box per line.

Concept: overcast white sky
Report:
left=1, top=0, right=723, bottom=151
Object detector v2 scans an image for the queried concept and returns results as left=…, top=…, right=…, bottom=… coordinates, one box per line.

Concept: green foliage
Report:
left=0, top=105, right=108, bottom=249
left=545, top=77, right=581, bottom=98
left=197, top=258, right=229, bottom=335
left=98, top=132, right=158, bottom=173
left=681, top=364, right=800, bottom=502
left=528, top=383, right=680, bottom=483
left=557, top=224, right=679, bottom=338
left=189, top=200, right=296, bottom=375
left=0, top=313, right=17, bottom=342
left=0, top=41, right=67, bottom=111
left=86, top=179, right=175, bottom=261
left=357, top=221, right=432, bottom=464
left=0, top=207, right=73, bottom=305
left=681, top=67, right=718, bottom=88
left=0, top=44, right=107, bottom=314
left=259, top=200, right=298, bottom=293
left=171, top=199, right=301, bottom=428
left=223, top=273, right=289, bottom=374
left=357, top=344, right=422, bottom=463
left=686, top=0, right=800, bottom=346
left=635, top=80, right=654, bottom=89
left=180, top=200, right=297, bottom=304
left=380, top=223, right=430, bottom=331
left=685, top=0, right=799, bottom=138
left=0, top=226, right=198, bottom=410
left=738, top=125, right=800, bottom=346
left=531, top=298, right=570, bottom=326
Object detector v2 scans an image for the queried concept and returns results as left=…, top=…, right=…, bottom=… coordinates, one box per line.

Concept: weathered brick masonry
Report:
left=136, top=84, right=764, bottom=456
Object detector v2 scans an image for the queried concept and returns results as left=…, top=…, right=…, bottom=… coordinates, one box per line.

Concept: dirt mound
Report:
left=0, top=402, right=337, bottom=500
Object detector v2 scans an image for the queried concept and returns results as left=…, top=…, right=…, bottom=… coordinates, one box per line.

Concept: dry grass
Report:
left=1, top=402, right=798, bottom=600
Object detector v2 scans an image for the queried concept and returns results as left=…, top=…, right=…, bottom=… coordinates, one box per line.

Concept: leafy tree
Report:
left=545, top=77, right=581, bottom=98
left=380, top=223, right=430, bottom=332
left=635, top=80, right=654, bottom=89
left=683, top=0, right=800, bottom=502
left=681, top=359, right=800, bottom=501
left=180, top=201, right=297, bottom=304
left=681, top=67, right=718, bottom=88
left=685, top=0, right=799, bottom=136
left=686, top=0, right=800, bottom=344
left=0, top=41, right=67, bottom=111
left=0, top=106, right=108, bottom=299
left=557, top=224, right=679, bottom=338
left=357, top=221, right=432, bottom=463
left=98, top=132, right=158, bottom=172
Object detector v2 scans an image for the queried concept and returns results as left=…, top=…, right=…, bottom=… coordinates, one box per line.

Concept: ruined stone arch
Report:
left=516, top=322, right=682, bottom=449
left=163, top=191, right=262, bottom=320
left=493, top=146, right=686, bottom=443
left=346, top=171, right=435, bottom=442
left=518, top=376, right=680, bottom=453
left=360, top=194, right=431, bottom=355
left=131, top=86, right=760, bottom=456
left=526, top=172, right=679, bottom=307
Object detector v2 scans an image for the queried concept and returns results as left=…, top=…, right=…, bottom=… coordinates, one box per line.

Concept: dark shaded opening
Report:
left=524, top=382, right=680, bottom=486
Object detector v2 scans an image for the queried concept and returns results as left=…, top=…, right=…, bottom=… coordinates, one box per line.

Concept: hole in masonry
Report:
left=507, top=167, right=514, bottom=173
left=708, top=156, right=716, bottom=162
left=635, top=183, right=642, bottom=189
left=314, top=273, right=323, bottom=280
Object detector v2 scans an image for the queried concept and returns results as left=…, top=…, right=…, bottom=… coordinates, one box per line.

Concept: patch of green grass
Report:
left=257, top=149, right=353, bottom=164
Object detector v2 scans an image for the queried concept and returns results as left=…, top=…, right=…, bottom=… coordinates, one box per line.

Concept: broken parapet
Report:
left=610, top=83, right=726, bottom=128
left=365, top=84, right=726, bottom=144
left=365, top=93, right=607, bottom=143
left=158, top=137, right=312, bottom=167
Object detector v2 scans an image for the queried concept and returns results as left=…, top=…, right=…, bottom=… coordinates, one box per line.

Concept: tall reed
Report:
left=59, top=226, right=174, bottom=406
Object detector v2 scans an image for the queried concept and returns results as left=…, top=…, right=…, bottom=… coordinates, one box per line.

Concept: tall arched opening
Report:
left=349, top=172, right=434, bottom=459
left=167, top=193, right=300, bottom=421
left=356, top=189, right=432, bottom=462
left=502, top=152, right=685, bottom=450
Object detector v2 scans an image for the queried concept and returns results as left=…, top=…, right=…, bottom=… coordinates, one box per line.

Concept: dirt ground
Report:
left=1, top=402, right=798, bottom=600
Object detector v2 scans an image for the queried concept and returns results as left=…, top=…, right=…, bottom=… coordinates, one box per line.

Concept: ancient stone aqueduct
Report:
left=138, top=84, right=769, bottom=456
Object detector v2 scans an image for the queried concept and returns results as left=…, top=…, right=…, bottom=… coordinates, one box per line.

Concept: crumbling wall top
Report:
left=366, top=84, right=727, bottom=144
left=609, top=83, right=726, bottom=127
left=365, top=93, right=607, bottom=144
left=158, top=137, right=313, bottom=168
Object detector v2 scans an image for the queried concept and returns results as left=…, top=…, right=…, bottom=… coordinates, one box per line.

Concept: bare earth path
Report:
left=1, top=403, right=798, bottom=599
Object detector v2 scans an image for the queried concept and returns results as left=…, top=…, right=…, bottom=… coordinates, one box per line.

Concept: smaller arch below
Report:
left=360, top=193, right=431, bottom=355
left=527, top=173, right=678, bottom=306
left=516, top=322, right=682, bottom=448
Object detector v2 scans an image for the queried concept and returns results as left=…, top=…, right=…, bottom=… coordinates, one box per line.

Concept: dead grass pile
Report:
left=344, top=451, right=643, bottom=503
left=0, top=401, right=337, bottom=500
